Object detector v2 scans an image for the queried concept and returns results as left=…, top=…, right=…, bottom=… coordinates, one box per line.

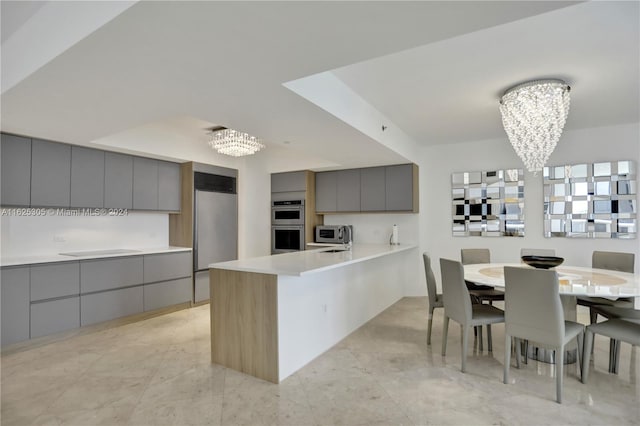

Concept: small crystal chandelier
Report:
left=208, top=126, right=265, bottom=157
left=499, top=79, right=570, bottom=173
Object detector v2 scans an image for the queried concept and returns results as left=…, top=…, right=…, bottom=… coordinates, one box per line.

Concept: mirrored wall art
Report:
left=543, top=160, right=637, bottom=238
left=452, top=169, right=524, bottom=237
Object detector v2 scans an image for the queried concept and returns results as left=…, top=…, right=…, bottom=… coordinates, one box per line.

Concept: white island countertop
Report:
left=1, top=246, right=192, bottom=267
left=210, top=243, right=416, bottom=277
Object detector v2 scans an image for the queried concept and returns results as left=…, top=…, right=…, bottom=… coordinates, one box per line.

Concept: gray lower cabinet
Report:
left=143, top=252, right=192, bottom=309
left=144, top=252, right=191, bottom=283
left=360, top=167, right=386, bottom=211
left=194, top=270, right=210, bottom=303
left=104, top=152, right=133, bottom=209
left=30, top=139, right=71, bottom=207
left=30, top=297, right=79, bottom=339
left=336, top=169, right=360, bottom=212
left=315, top=171, right=337, bottom=212
left=1, top=133, right=31, bottom=206
left=71, top=146, right=105, bottom=208
left=80, top=256, right=143, bottom=293
left=133, top=157, right=159, bottom=210
left=81, top=286, right=144, bottom=326
left=30, top=262, right=79, bottom=301
left=29, top=262, right=80, bottom=338
left=158, top=161, right=181, bottom=212
left=1, top=267, right=30, bottom=346
left=144, top=278, right=191, bottom=311
left=2, top=251, right=192, bottom=345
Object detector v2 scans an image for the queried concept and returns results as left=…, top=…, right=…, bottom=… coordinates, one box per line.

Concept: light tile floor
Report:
left=1, top=297, right=638, bottom=425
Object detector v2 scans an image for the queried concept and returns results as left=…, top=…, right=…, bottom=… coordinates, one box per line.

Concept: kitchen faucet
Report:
left=342, top=226, right=353, bottom=251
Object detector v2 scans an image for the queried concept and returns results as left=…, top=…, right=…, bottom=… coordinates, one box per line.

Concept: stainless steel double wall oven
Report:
left=271, top=200, right=305, bottom=254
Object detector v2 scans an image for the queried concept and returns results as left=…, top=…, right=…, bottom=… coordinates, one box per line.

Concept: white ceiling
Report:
left=332, top=1, right=640, bottom=145
left=0, top=0, right=45, bottom=43
left=1, top=1, right=637, bottom=170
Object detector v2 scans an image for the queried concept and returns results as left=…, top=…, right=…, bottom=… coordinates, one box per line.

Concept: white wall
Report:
left=278, top=247, right=415, bottom=381
left=323, top=213, right=419, bottom=246
left=1, top=212, right=168, bottom=257
left=237, top=156, right=271, bottom=258
left=421, top=122, right=640, bottom=291
left=323, top=204, right=422, bottom=296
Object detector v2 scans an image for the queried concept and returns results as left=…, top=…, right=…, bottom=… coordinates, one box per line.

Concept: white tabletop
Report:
left=210, top=243, right=416, bottom=277
left=464, top=263, right=640, bottom=299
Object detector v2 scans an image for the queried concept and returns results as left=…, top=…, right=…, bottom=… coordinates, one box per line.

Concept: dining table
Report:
left=463, top=262, right=640, bottom=363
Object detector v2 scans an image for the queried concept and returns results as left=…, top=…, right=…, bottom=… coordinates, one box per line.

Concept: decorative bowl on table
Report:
left=521, top=255, right=564, bottom=269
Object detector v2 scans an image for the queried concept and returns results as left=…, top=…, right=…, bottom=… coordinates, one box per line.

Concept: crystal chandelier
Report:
left=499, top=79, right=570, bottom=173
left=208, top=127, right=265, bottom=157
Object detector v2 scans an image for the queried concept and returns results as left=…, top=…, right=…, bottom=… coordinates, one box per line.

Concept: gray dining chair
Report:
left=423, top=253, right=444, bottom=345
left=582, top=319, right=640, bottom=383
left=503, top=266, right=584, bottom=404
left=589, top=305, right=640, bottom=373
left=520, top=248, right=556, bottom=257
left=460, top=248, right=505, bottom=305
left=517, top=249, right=556, bottom=363
left=592, top=250, right=635, bottom=272
left=440, top=258, right=504, bottom=373
left=460, top=248, right=504, bottom=351
left=577, top=251, right=635, bottom=324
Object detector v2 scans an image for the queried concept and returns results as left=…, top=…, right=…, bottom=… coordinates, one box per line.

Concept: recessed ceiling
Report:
left=2, top=1, right=635, bottom=170
left=331, top=1, right=639, bottom=146
left=0, top=0, right=45, bottom=43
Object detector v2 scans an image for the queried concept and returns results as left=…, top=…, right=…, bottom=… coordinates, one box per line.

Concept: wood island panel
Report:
left=210, top=268, right=279, bottom=383
left=305, top=171, right=322, bottom=245
left=169, top=162, right=194, bottom=247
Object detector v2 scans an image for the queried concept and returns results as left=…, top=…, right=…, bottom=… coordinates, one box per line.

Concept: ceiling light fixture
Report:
left=499, top=79, right=571, bottom=173
left=208, top=126, right=265, bottom=157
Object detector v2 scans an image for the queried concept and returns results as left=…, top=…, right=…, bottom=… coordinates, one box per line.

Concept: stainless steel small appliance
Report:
left=315, top=225, right=353, bottom=244
left=271, top=200, right=304, bottom=225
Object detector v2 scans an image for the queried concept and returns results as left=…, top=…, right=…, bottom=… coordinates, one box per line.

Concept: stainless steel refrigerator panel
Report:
left=194, top=190, right=238, bottom=271
left=194, top=270, right=210, bottom=303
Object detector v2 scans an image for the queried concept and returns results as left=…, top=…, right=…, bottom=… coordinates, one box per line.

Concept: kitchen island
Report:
left=209, top=243, right=417, bottom=383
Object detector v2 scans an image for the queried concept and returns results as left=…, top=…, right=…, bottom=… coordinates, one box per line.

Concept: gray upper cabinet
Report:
left=360, top=167, right=386, bottom=211
left=30, top=139, right=71, bottom=207
left=158, top=161, right=181, bottom=212
left=133, top=157, right=159, bottom=210
left=316, top=164, right=418, bottom=214
left=1, top=134, right=31, bottom=206
left=1, top=267, right=30, bottom=346
left=1, top=132, right=181, bottom=211
left=104, top=152, right=133, bottom=209
left=385, top=164, right=415, bottom=212
left=70, top=146, right=105, bottom=208
left=336, top=169, right=360, bottom=212
left=315, top=171, right=337, bottom=212
left=271, top=171, right=307, bottom=193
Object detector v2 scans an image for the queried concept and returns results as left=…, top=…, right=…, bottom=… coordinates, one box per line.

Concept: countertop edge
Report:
left=210, top=244, right=417, bottom=277
left=299, top=245, right=416, bottom=276
left=1, top=246, right=193, bottom=267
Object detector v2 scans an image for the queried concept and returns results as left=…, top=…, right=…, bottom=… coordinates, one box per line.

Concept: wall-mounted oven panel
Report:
left=272, top=226, right=304, bottom=254
left=272, top=200, right=304, bottom=225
